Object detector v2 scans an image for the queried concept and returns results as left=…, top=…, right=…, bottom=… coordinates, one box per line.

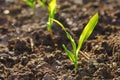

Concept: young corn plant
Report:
left=47, top=0, right=57, bottom=47
left=23, top=0, right=47, bottom=14
left=51, top=13, right=99, bottom=72
left=23, top=0, right=57, bottom=31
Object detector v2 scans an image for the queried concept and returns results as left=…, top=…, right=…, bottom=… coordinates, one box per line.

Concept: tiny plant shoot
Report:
left=23, top=0, right=57, bottom=31
left=47, top=0, right=57, bottom=31
left=52, top=13, right=99, bottom=72
left=23, top=0, right=36, bottom=10
left=23, top=0, right=46, bottom=14
left=47, top=0, right=57, bottom=47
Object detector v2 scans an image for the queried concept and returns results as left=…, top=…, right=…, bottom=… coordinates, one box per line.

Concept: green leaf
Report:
left=23, top=0, right=36, bottom=9
left=47, top=0, right=57, bottom=31
left=66, top=32, right=76, bottom=54
left=51, top=18, right=66, bottom=31
left=52, top=19, right=77, bottom=53
left=77, top=13, right=98, bottom=54
left=48, top=0, right=57, bottom=18
left=62, top=44, right=75, bottom=62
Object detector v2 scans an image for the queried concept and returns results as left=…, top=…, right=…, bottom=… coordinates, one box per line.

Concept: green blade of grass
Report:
left=51, top=18, right=66, bottom=31
left=66, top=32, right=77, bottom=54
left=77, top=13, right=99, bottom=54
left=23, top=0, right=36, bottom=9
left=51, top=18, right=77, bottom=53
left=48, top=0, right=57, bottom=18
left=62, top=44, right=75, bottom=62
left=47, top=0, right=57, bottom=31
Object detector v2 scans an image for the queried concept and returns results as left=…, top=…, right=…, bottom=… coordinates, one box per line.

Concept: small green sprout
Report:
left=52, top=13, right=99, bottom=72
left=23, top=0, right=57, bottom=31
left=47, top=0, right=57, bottom=31
left=23, top=0, right=36, bottom=10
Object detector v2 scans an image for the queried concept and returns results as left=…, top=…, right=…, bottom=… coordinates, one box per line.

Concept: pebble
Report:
left=3, top=10, right=10, bottom=14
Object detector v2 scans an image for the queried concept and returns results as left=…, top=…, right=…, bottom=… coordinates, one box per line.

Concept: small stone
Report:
left=3, top=10, right=10, bottom=14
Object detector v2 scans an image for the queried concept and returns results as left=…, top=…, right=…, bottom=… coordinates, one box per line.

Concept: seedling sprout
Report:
left=52, top=13, right=99, bottom=72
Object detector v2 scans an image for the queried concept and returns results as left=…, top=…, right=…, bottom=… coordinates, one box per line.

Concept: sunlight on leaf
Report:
left=77, top=13, right=98, bottom=54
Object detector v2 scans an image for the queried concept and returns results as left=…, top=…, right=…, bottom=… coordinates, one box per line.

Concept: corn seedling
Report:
left=23, top=0, right=47, bottom=15
left=46, top=0, right=57, bottom=47
left=23, top=0, right=57, bottom=31
left=47, top=0, right=57, bottom=31
left=51, top=13, right=99, bottom=72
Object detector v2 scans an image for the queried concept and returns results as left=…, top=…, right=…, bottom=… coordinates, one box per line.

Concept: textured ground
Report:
left=0, top=0, right=120, bottom=80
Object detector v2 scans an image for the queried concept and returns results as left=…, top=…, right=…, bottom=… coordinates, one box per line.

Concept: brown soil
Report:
left=0, top=0, right=120, bottom=80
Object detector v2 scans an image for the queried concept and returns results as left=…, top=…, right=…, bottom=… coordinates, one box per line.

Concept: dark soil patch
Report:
left=0, top=0, right=120, bottom=80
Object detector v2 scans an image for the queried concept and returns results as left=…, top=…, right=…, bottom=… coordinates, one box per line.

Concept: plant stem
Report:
left=74, top=59, right=78, bottom=73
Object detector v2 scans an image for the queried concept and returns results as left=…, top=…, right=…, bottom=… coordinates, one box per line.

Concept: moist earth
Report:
left=0, top=0, right=120, bottom=80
